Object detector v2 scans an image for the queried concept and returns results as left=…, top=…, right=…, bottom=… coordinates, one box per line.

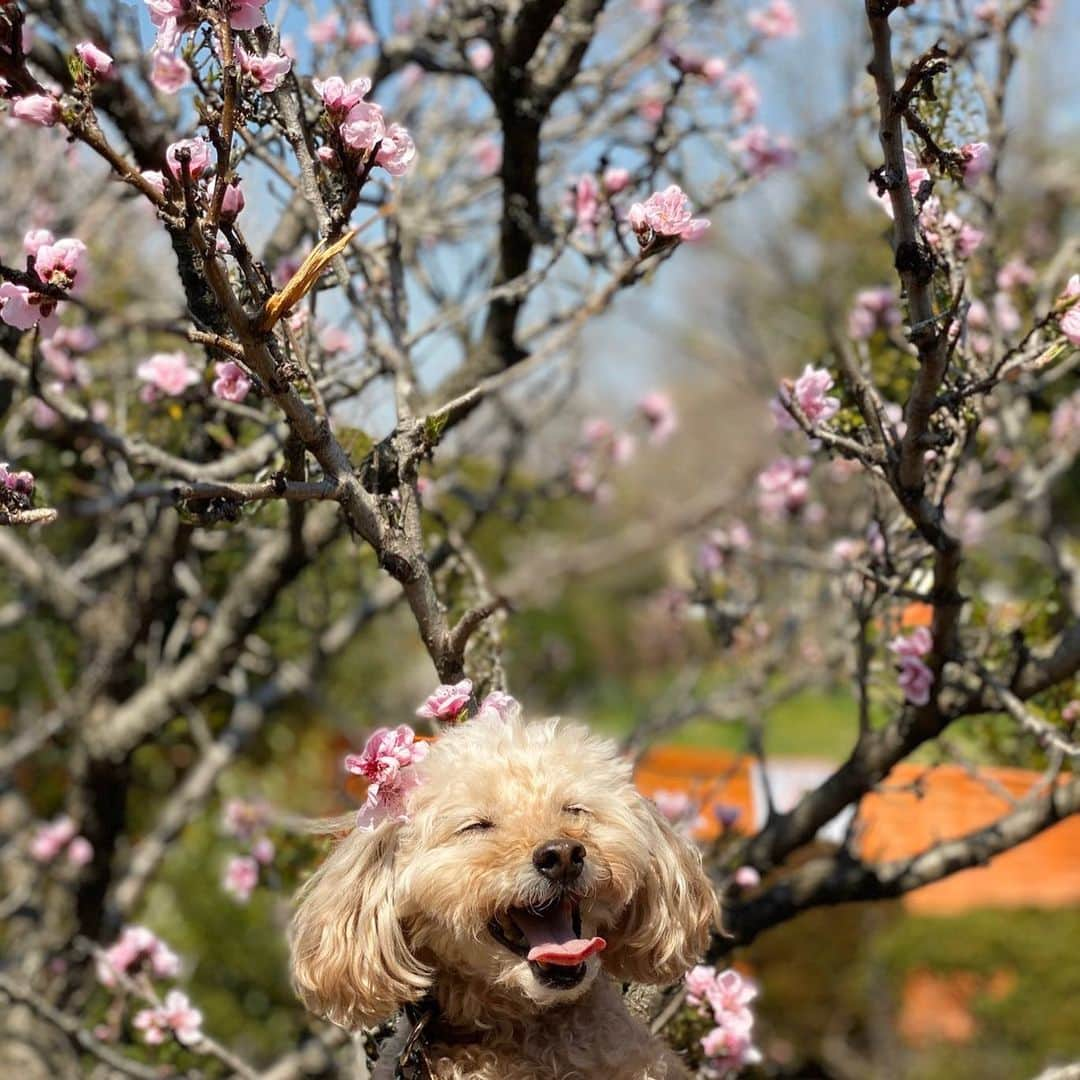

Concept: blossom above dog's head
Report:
left=415, top=678, right=473, bottom=722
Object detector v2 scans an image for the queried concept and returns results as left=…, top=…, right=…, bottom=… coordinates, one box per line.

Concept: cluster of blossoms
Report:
left=571, top=392, right=679, bottom=501
left=0, top=232, right=87, bottom=332
left=771, top=365, right=840, bottom=432
left=567, top=168, right=632, bottom=238
left=96, top=925, right=181, bottom=988
left=730, top=127, right=796, bottom=179
left=346, top=687, right=520, bottom=827
left=134, top=990, right=203, bottom=1047
left=28, top=815, right=93, bottom=867
left=628, top=185, right=710, bottom=249
left=135, top=351, right=252, bottom=405
left=888, top=626, right=934, bottom=707
left=747, top=0, right=799, bottom=38
left=684, top=966, right=762, bottom=1076
left=346, top=723, right=430, bottom=829
left=697, top=521, right=753, bottom=575
left=848, top=286, right=901, bottom=341
left=220, top=799, right=275, bottom=903
left=756, top=455, right=814, bottom=519
left=0, top=462, right=36, bottom=513
left=313, top=76, right=416, bottom=178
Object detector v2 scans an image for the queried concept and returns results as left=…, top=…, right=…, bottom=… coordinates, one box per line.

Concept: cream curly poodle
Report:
left=291, top=712, right=719, bottom=1078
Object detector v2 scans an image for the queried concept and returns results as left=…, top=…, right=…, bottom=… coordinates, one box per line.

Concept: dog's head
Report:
left=290, top=713, right=718, bottom=1028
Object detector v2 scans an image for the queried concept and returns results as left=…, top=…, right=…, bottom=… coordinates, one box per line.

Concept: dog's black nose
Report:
left=532, top=839, right=586, bottom=883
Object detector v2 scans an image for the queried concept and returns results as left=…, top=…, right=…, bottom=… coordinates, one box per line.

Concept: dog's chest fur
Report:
left=375, top=979, right=689, bottom=1079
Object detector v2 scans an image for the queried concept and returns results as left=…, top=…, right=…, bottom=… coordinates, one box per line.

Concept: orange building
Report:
left=635, top=746, right=1080, bottom=912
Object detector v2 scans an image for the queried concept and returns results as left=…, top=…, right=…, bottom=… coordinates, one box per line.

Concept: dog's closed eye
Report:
left=562, top=804, right=590, bottom=816
left=457, top=819, right=495, bottom=835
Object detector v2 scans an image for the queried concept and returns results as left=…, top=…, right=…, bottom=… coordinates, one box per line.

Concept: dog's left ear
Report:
left=602, top=797, right=719, bottom=985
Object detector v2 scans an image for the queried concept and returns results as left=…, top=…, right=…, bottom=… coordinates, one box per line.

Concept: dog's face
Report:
left=291, top=715, right=718, bottom=1029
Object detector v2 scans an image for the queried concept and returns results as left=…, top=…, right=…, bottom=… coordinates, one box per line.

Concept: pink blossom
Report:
left=1, top=464, right=36, bottom=497
left=165, top=136, right=212, bottom=180
left=723, top=72, right=759, bottom=124
left=307, top=12, right=340, bottom=45
left=1028, top=0, right=1054, bottom=24
left=748, top=0, right=799, bottom=38
left=1050, top=391, right=1080, bottom=445
left=871, top=149, right=930, bottom=218
left=467, top=40, right=494, bottom=71
left=251, top=837, right=275, bottom=865
left=603, top=166, right=631, bottom=193
left=889, top=626, right=932, bottom=659
left=1062, top=700, right=1080, bottom=724
left=960, top=141, right=992, bottom=185
left=756, top=456, right=812, bottom=518
left=66, top=836, right=94, bottom=867
left=897, top=656, right=934, bottom=706
left=730, top=126, right=796, bottom=178
left=774, top=365, right=840, bottom=430
left=1059, top=274, right=1080, bottom=303
left=211, top=360, right=252, bottom=402
left=228, top=0, right=265, bottom=31
left=996, top=258, right=1036, bottom=292
left=652, top=789, right=693, bottom=822
left=222, top=798, right=270, bottom=840
left=733, top=865, right=761, bottom=889
left=237, top=46, right=291, bottom=93
left=313, top=75, right=372, bottom=114
left=141, top=169, right=167, bottom=196
left=628, top=185, right=709, bottom=244
left=29, top=816, right=77, bottom=862
left=473, top=137, right=502, bottom=175
left=638, top=390, right=678, bottom=444
left=144, top=0, right=191, bottom=52
left=346, top=724, right=430, bottom=828
left=994, top=290, right=1021, bottom=334
left=942, top=212, right=984, bottom=259
left=415, top=680, right=473, bottom=721
left=376, top=123, right=417, bottom=177
left=35, top=238, right=87, bottom=288
left=347, top=18, right=377, bottom=48
left=477, top=691, right=521, bottom=722
left=702, top=57, right=728, bottom=84
left=222, top=855, right=259, bottom=902
left=848, top=286, right=900, bottom=341
left=572, top=174, right=600, bottom=237
left=12, top=94, right=61, bottom=127
left=23, top=229, right=55, bottom=258
left=1061, top=306, right=1080, bottom=347
left=96, top=926, right=180, bottom=987
left=219, top=180, right=245, bottom=222
left=151, top=51, right=189, bottom=94
left=318, top=326, right=352, bottom=353
left=346, top=724, right=430, bottom=786
left=135, top=990, right=203, bottom=1047
left=75, top=41, right=114, bottom=77
left=136, top=351, right=200, bottom=401
left=0, top=283, right=40, bottom=330
left=340, top=100, right=386, bottom=153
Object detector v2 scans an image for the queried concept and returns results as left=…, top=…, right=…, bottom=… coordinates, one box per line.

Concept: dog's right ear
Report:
left=290, top=820, right=429, bottom=1028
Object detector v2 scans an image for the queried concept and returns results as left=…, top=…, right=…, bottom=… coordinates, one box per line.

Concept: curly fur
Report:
left=291, top=713, right=719, bottom=1078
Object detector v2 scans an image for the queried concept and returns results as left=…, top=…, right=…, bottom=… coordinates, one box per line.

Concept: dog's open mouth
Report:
left=489, top=898, right=606, bottom=988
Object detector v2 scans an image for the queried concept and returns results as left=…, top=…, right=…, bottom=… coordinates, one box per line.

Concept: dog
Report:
left=291, top=711, right=719, bottom=1078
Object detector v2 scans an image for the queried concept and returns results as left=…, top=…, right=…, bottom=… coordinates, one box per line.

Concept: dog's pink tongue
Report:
left=512, top=901, right=606, bottom=967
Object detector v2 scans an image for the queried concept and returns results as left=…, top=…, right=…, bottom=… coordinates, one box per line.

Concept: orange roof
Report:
left=634, top=746, right=1080, bottom=912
